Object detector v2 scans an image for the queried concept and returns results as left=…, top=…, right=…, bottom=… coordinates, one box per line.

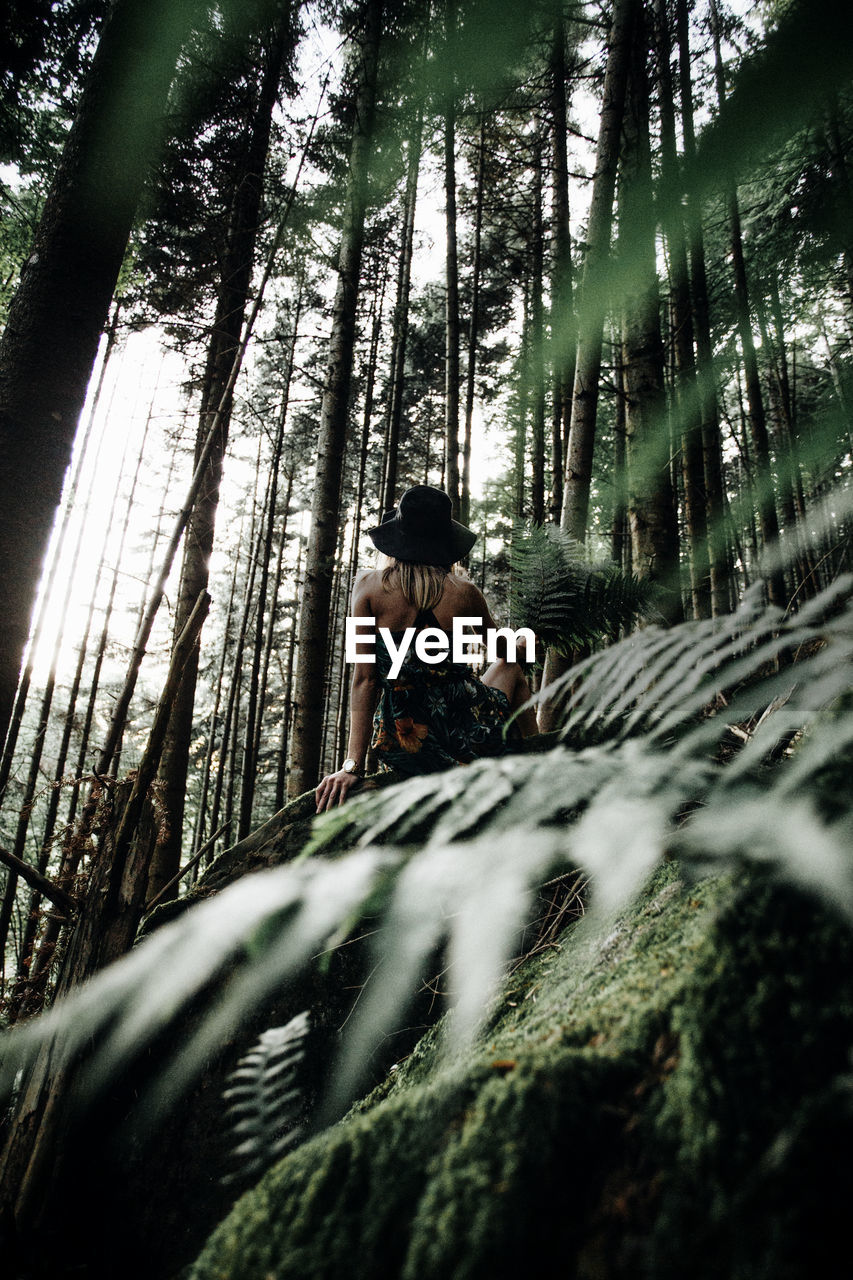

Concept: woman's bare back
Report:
left=355, top=568, right=490, bottom=634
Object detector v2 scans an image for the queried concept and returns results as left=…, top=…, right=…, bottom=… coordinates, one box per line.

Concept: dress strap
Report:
left=414, top=606, right=442, bottom=630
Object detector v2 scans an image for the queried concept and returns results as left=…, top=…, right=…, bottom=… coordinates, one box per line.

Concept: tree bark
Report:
left=653, top=0, right=710, bottom=619
left=150, top=19, right=289, bottom=897
left=238, top=415, right=287, bottom=840
left=276, top=537, right=302, bottom=810
left=381, top=112, right=421, bottom=514
left=560, top=0, right=637, bottom=542
left=339, top=291, right=383, bottom=762
left=549, top=10, right=575, bottom=522
left=514, top=284, right=531, bottom=519
left=709, top=0, right=785, bottom=608
left=191, top=508, right=244, bottom=861
left=674, top=0, right=733, bottom=615
left=443, top=0, right=462, bottom=518
left=542, top=0, right=637, bottom=715
left=621, top=12, right=682, bottom=622
left=288, top=0, right=382, bottom=797
left=461, top=109, right=486, bottom=529
left=611, top=336, right=630, bottom=573
left=530, top=128, right=547, bottom=526
left=757, top=286, right=814, bottom=599
left=0, top=0, right=203, bottom=753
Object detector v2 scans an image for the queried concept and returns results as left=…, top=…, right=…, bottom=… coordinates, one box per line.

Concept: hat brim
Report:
left=367, top=516, right=477, bottom=566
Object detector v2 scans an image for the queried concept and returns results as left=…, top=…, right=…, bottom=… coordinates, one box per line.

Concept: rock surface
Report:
left=187, top=863, right=853, bottom=1279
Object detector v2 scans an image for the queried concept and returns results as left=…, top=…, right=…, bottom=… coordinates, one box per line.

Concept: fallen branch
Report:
left=0, top=843, right=77, bottom=915
left=144, top=821, right=230, bottom=913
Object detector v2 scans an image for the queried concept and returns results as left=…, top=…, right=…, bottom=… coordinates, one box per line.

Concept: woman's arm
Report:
left=315, top=574, right=379, bottom=812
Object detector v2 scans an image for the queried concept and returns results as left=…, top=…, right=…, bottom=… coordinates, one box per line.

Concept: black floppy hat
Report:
left=367, top=485, right=477, bottom=566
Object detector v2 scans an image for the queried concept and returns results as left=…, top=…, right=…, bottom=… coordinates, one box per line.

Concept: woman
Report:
left=316, top=485, right=537, bottom=812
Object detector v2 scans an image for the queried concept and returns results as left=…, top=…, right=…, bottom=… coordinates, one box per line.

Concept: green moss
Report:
left=189, top=865, right=853, bottom=1279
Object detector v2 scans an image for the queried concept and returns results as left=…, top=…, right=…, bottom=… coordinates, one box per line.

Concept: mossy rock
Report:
left=140, top=772, right=403, bottom=936
left=188, top=864, right=853, bottom=1279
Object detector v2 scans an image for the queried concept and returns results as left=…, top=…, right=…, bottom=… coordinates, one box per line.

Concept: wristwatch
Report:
left=341, top=758, right=362, bottom=776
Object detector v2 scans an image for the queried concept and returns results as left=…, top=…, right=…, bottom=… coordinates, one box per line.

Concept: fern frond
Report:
left=0, top=848, right=394, bottom=1122
left=222, top=1011, right=310, bottom=1183
left=538, top=576, right=853, bottom=747
left=3, top=580, right=852, bottom=1147
left=508, top=521, right=655, bottom=653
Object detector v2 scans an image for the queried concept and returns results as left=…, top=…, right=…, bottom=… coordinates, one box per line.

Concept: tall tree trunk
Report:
left=150, top=20, right=288, bottom=897
left=191, top=507, right=245, bottom=859
left=674, top=0, right=733, bottom=615
left=560, top=0, right=637, bottom=542
left=206, top=440, right=266, bottom=849
left=756, top=287, right=814, bottom=599
left=461, top=109, right=486, bottom=530
left=621, top=9, right=682, bottom=622
left=709, top=0, right=786, bottom=608
left=339, top=290, right=384, bottom=762
left=0, top=0, right=203, bottom=752
left=288, top=0, right=382, bottom=797
left=237, top=414, right=287, bottom=840
left=276, top=537, right=302, bottom=810
left=549, top=9, right=575, bottom=522
left=248, top=296, right=302, bottom=806
left=611, top=335, right=630, bottom=573
left=322, top=547, right=347, bottom=775
left=514, top=284, right=531, bottom=519
left=443, top=0, right=462, bottom=518
left=653, top=0, right=711, bottom=619
left=530, top=129, right=547, bottom=526
left=542, top=0, right=637, bottom=715
left=824, top=95, right=853, bottom=319
left=252, top=468, right=293, bottom=812
left=381, top=113, right=422, bottom=514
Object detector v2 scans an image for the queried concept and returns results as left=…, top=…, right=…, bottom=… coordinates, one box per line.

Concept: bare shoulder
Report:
left=445, top=573, right=488, bottom=615
left=352, top=568, right=382, bottom=608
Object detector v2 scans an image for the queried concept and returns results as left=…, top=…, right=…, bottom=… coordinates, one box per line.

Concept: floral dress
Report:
left=371, top=608, right=515, bottom=777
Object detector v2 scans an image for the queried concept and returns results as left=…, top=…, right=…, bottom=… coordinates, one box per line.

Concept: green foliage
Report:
left=222, top=1009, right=310, bottom=1184
left=127, top=0, right=300, bottom=337
left=508, top=521, right=656, bottom=653
left=3, top=7, right=853, bottom=1265
left=188, top=865, right=853, bottom=1280
left=3, top=576, right=852, bottom=1145
left=0, top=0, right=104, bottom=168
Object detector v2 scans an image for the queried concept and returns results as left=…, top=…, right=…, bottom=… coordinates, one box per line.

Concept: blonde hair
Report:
left=378, top=554, right=451, bottom=612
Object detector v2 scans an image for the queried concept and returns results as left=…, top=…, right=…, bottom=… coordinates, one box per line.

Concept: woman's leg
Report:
left=482, top=659, right=538, bottom=736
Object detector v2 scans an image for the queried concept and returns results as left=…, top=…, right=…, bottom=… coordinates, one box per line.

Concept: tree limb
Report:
left=0, top=843, right=77, bottom=915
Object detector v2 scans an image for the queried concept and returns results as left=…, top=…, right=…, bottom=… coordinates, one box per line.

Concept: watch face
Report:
left=342, top=758, right=357, bottom=773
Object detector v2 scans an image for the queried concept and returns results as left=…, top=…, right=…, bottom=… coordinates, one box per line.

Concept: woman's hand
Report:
left=315, top=768, right=362, bottom=813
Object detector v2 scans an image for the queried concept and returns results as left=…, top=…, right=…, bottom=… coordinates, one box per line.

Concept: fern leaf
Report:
left=3, top=579, right=853, bottom=1152
left=222, top=1011, right=311, bottom=1183
left=508, top=522, right=654, bottom=653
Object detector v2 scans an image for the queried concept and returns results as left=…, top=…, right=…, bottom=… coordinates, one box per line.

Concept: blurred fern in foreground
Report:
left=1, top=575, right=852, bottom=1136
